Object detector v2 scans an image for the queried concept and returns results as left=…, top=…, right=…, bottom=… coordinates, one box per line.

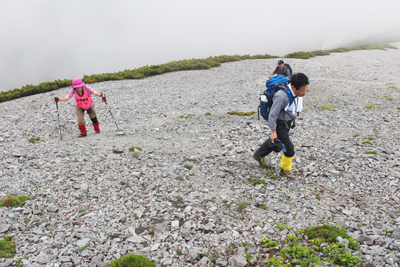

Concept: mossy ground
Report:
left=0, top=195, right=30, bottom=207
left=0, top=236, right=16, bottom=258
left=108, top=254, right=156, bottom=267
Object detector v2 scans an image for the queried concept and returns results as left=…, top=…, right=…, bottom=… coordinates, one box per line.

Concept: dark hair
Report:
left=278, top=60, right=284, bottom=65
left=290, top=73, right=309, bottom=90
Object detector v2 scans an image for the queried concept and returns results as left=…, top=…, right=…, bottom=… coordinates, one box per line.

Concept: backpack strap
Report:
left=74, top=86, right=91, bottom=97
left=284, top=88, right=294, bottom=106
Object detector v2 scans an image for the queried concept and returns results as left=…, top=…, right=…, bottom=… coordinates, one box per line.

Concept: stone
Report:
left=171, top=220, right=180, bottom=230
left=34, top=251, right=49, bottom=263
left=0, top=224, right=11, bottom=233
left=228, top=255, right=247, bottom=267
left=126, top=235, right=144, bottom=243
left=76, top=238, right=90, bottom=247
left=59, top=256, right=71, bottom=262
left=47, top=203, right=58, bottom=213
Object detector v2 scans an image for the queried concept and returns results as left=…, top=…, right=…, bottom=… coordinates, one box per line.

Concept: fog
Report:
left=1, top=0, right=400, bottom=91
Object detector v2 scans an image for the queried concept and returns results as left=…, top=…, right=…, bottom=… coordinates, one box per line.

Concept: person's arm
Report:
left=58, top=95, right=69, bottom=101
left=86, top=86, right=105, bottom=98
left=267, top=92, right=287, bottom=142
left=55, top=93, right=72, bottom=102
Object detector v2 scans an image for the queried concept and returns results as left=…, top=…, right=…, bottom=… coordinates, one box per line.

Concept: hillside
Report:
left=0, top=42, right=399, bottom=266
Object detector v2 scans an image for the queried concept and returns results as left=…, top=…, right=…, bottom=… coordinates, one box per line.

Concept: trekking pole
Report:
left=102, top=96, right=121, bottom=131
left=55, top=100, right=62, bottom=140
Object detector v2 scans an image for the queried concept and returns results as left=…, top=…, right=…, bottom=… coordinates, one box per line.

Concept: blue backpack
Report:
left=258, top=75, right=294, bottom=121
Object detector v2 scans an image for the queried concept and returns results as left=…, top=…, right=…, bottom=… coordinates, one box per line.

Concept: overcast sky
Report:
left=1, top=0, right=400, bottom=91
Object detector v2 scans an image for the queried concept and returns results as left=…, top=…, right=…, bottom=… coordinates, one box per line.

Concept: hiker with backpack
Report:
left=269, top=60, right=292, bottom=78
left=54, top=78, right=105, bottom=137
left=254, top=73, right=309, bottom=178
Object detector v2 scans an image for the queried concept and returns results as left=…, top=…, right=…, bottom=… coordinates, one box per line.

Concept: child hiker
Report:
left=54, top=78, right=105, bottom=137
left=253, top=73, right=309, bottom=178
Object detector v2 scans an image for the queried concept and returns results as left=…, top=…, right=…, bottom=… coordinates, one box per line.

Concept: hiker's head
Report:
left=278, top=60, right=285, bottom=69
left=71, top=78, right=86, bottom=89
left=291, top=73, right=309, bottom=97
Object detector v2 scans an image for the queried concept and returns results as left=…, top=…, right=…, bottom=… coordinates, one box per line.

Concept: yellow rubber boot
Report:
left=280, top=154, right=294, bottom=178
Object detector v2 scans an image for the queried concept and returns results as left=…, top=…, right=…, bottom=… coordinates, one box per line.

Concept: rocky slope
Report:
left=0, top=42, right=400, bottom=267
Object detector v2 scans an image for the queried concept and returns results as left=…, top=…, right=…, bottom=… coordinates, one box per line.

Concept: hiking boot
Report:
left=78, top=124, right=87, bottom=137
left=280, top=168, right=293, bottom=178
left=253, top=153, right=275, bottom=170
left=93, top=122, right=100, bottom=133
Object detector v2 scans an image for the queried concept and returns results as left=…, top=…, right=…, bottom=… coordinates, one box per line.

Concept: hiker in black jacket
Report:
left=254, top=73, right=309, bottom=178
left=269, top=60, right=291, bottom=78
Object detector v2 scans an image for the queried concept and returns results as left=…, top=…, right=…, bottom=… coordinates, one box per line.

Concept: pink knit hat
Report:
left=71, top=78, right=86, bottom=89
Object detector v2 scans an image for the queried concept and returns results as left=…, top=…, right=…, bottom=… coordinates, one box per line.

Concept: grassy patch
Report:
left=255, top=224, right=361, bottom=266
left=364, top=104, right=376, bottom=109
left=257, top=204, right=268, bottom=210
left=0, top=195, right=30, bottom=207
left=362, top=141, right=373, bottom=145
left=109, top=254, right=156, bottom=267
left=129, top=146, right=143, bottom=152
left=320, top=105, right=334, bottom=110
left=362, top=137, right=375, bottom=140
left=205, top=112, right=211, bottom=116
left=183, top=164, right=193, bottom=170
left=365, top=151, right=378, bottom=154
left=237, top=201, right=249, bottom=212
left=28, top=137, right=44, bottom=143
left=0, top=236, right=16, bottom=258
left=227, top=111, right=255, bottom=116
left=384, top=96, right=394, bottom=101
left=74, top=247, right=86, bottom=254
left=304, top=225, right=354, bottom=245
left=247, top=178, right=267, bottom=185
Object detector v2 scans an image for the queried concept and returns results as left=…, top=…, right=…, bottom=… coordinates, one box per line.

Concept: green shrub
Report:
left=364, top=104, right=376, bottom=109
left=320, top=105, right=334, bottom=110
left=285, top=51, right=315, bottom=59
left=0, top=236, right=16, bottom=258
left=312, top=50, right=331, bottom=56
left=227, top=111, right=255, bottom=116
left=28, top=137, right=44, bottom=143
left=362, top=137, right=375, bottom=140
left=108, top=254, right=156, bottom=267
left=237, top=202, right=249, bottom=212
left=129, top=146, right=143, bottom=152
left=304, top=225, right=352, bottom=243
left=362, top=141, right=373, bottom=145
left=1, top=42, right=395, bottom=103
left=0, top=195, right=30, bottom=207
left=248, top=178, right=266, bottom=185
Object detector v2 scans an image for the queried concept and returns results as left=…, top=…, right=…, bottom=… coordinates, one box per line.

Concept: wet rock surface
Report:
left=0, top=42, right=400, bottom=266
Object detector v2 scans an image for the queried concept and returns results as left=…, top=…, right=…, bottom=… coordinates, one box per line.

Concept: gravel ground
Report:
left=0, top=42, right=400, bottom=267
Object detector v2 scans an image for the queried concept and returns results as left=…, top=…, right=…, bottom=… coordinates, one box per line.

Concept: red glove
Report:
left=54, top=97, right=59, bottom=103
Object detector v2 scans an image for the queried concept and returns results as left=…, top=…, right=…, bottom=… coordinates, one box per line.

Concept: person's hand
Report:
left=54, top=97, right=59, bottom=103
left=270, top=131, right=277, bottom=143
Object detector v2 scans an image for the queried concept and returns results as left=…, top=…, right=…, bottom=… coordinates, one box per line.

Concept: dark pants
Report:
left=254, top=121, right=295, bottom=158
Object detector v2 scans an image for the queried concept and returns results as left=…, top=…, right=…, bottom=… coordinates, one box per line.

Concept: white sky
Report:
left=1, top=0, right=400, bottom=90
